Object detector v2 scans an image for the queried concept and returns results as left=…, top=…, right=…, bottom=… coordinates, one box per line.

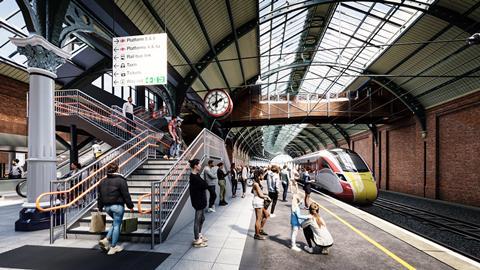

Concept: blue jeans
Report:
left=169, top=141, right=177, bottom=158
left=105, top=204, right=125, bottom=247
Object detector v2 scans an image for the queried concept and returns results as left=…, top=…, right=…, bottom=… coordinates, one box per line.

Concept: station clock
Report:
left=203, top=89, right=233, bottom=118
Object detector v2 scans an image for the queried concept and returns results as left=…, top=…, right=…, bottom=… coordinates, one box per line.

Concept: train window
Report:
left=320, top=159, right=330, bottom=169
left=329, top=151, right=369, bottom=172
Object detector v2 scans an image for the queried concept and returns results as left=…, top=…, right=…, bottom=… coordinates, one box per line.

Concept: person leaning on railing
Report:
left=97, top=163, right=134, bottom=255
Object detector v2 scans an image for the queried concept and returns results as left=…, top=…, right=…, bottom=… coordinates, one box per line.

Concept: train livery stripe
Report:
left=318, top=204, right=416, bottom=270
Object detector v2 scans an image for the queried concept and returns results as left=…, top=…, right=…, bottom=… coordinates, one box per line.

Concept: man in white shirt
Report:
left=240, top=165, right=249, bottom=198
left=92, top=141, right=102, bottom=160
left=122, top=97, right=134, bottom=136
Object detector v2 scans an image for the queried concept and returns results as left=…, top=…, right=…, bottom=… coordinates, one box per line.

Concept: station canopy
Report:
left=0, top=0, right=479, bottom=160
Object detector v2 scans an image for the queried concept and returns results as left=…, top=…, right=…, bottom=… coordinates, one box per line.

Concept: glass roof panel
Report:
left=0, top=0, right=89, bottom=69
left=298, top=0, right=434, bottom=97
left=259, top=0, right=308, bottom=97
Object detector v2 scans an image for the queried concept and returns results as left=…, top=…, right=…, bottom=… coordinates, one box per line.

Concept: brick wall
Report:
left=386, top=124, right=421, bottom=195
left=0, top=75, right=28, bottom=136
left=437, top=103, right=480, bottom=205
left=352, top=135, right=373, bottom=169
left=348, top=90, right=480, bottom=207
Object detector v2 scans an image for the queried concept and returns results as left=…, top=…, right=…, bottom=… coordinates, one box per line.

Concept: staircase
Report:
left=67, top=159, right=180, bottom=240
left=37, top=128, right=229, bottom=247
left=55, top=89, right=169, bottom=148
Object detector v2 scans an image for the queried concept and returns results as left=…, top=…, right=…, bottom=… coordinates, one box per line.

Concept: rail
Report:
left=111, top=104, right=159, bottom=133
left=37, top=130, right=158, bottom=243
left=136, top=128, right=230, bottom=248
left=54, top=89, right=171, bottom=149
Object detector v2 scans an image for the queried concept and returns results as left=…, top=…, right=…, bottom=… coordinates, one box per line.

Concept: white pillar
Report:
left=25, top=68, right=58, bottom=205
left=10, top=35, right=70, bottom=230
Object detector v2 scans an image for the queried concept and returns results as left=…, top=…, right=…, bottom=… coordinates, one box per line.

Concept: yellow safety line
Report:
left=318, top=203, right=416, bottom=270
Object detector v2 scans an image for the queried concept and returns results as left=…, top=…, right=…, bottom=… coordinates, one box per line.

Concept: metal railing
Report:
left=36, top=131, right=158, bottom=244
left=54, top=89, right=172, bottom=150
left=111, top=104, right=160, bottom=133
left=136, top=129, right=230, bottom=248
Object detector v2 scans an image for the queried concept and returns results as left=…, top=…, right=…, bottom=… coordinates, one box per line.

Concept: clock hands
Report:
left=212, top=98, right=224, bottom=108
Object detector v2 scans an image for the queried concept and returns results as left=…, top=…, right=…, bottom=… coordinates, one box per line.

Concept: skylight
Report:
left=0, top=0, right=88, bottom=69
left=258, top=0, right=309, bottom=101
left=298, top=1, right=435, bottom=97
left=258, top=0, right=434, bottom=102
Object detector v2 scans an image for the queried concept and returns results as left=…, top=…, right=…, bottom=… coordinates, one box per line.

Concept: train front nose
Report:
left=344, top=172, right=378, bottom=204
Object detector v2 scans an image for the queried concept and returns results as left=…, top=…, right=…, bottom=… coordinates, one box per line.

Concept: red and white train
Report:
left=293, top=148, right=378, bottom=204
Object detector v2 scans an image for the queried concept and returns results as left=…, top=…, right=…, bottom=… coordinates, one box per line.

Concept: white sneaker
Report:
left=291, top=246, right=301, bottom=252
left=107, top=245, right=123, bottom=255
left=270, top=214, right=276, bottom=218
left=98, top=238, right=110, bottom=252
left=207, top=208, right=216, bottom=213
left=304, top=246, right=313, bottom=254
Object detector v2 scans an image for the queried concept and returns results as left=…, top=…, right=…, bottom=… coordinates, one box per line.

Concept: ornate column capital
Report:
left=10, top=34, right=71, bottom=76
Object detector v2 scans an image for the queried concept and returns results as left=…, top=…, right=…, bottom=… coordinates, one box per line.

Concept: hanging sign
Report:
left=112, top=33, right=167, bottom=87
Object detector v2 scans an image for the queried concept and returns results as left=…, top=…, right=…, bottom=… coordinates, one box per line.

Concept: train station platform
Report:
left=240, top=190, right=480, bottom=270
left=0, top=188, right=479, bottom=270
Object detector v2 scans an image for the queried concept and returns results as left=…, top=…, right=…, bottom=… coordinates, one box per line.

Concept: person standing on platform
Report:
left=240, top=165, right=249, bottom=198
left=252, top=169, right=271, bottom=240
left=266, top=165, right=280, bottom=217
left=280, top=165, right=290, bottom=202
left=291, top=195, right=309, bottom=251
left=92, top=140, right=102, bottom=160
left=291, top=166, right=299, bottom=194
left=203, top=160, right=218, bottom=212
left=217, top=162, right=228, bottom=206
left=303, top=167, right=315, bottom=209
left=97, top=163, right=134, bottom=255
left=230, top=163, right=238, bottom=198
left=122, top=96, right=135, bottom=137
left=168, top=116, right=178, bottom=159
left=189, top=159, right=208, bottom=248
left=8, top=159, right=23, bottom=179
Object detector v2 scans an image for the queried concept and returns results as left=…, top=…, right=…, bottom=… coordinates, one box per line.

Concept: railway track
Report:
left=370, top=197, right=480, bottom=262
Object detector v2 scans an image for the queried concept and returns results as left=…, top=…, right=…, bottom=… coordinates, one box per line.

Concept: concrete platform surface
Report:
left=239, top=190, right=479, bottom=270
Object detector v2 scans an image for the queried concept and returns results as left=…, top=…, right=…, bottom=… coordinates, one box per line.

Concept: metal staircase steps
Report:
left=66, top=159, right=184, bottom=240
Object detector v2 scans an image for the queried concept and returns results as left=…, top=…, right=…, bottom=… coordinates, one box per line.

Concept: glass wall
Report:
left=90, top=72, right=137, bottom=105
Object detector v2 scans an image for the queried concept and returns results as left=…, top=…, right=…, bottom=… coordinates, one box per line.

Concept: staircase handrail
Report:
left=135, top=129, right=230, bottom=247
left=35, top=130, right=156, bottom=212
left=136, top=129, right=209, bottom=213
left=55, top=89, right=171, bottom=148
left=56, top=101, right=139, bottom=140
left=111, top=104, right=160, bottom=132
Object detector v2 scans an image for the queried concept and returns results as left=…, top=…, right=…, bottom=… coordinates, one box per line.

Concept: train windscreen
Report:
left=329, top=151, right=370, bottom=172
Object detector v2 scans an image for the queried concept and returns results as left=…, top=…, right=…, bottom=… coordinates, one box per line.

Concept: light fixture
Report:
left=467, top=33, right=480, bottom=45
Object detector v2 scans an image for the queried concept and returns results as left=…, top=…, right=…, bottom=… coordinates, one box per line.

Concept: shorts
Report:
left=304, top=184, right=312, bottom=194
left=252, top=197, right=264, bottom=209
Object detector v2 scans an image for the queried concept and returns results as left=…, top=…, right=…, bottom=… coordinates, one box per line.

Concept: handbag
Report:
left=89, top=210, right=106, bottom=233
left=121, top=211, right=138, bottom=233
left=263, top=198, right=272, bottom=209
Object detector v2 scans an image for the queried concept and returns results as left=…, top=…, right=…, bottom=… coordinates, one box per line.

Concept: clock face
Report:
left=204, top=89, right=232, bottom=118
